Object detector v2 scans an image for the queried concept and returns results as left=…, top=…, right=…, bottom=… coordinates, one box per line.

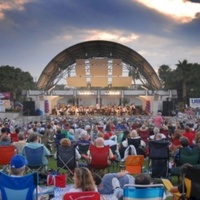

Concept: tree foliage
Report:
left=158, top=60, right=200, bottom=102
left=0, top=65, right=36, bottom=102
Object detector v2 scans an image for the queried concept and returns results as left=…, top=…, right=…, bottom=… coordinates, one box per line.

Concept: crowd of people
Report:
left=0, top=108, right=200, bottom=199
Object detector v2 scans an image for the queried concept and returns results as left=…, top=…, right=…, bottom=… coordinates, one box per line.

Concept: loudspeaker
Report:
left=23, top=101, right=35, bottom=116
left=162, top=101, right=174, bottom=116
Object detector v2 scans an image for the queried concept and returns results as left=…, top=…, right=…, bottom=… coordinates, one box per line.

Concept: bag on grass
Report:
left=47, top=169, right=66, bottom=188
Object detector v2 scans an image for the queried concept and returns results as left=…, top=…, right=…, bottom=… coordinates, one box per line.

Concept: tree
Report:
left=175, top=60, right=193, bottom=101
left=158, top=65, right=172, bottom=89
left=0, top=65, right=36, bottom=107
left=158, top=60, right=200, bottom=104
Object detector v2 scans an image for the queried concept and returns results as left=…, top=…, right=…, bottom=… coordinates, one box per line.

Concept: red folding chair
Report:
left=0, top=145, right=15, bottom=172
left=63, top=191, right=100, bottom=200
left=88, top=144, right=110, bottom=176
left=160, top=129, right=169, bottom=139
left=138, top=130, right=149, bottom=144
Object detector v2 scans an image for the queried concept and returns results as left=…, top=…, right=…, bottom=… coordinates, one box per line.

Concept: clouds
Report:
left=0, top=0, right=200, bottom=81
left=135, top=0, right=200, bottom=23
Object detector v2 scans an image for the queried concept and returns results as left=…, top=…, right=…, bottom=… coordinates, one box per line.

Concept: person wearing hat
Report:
left=7, top=155, right=49, bottom=200
left=0, top=155, right=28, bottom=199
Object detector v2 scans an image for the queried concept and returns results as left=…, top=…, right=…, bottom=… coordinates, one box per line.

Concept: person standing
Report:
left=152, top=112, right=163, bottom=129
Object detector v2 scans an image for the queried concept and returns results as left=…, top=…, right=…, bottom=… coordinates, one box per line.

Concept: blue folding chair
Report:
left=123, top=184, right=165, bottom=200
left=0, top=172, right=38, bottom=200
left=23, top=146, right=47, bottom=173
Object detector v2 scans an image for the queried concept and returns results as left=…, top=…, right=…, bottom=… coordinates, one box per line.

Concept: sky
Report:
left=0, top=0, right=200, bottom=83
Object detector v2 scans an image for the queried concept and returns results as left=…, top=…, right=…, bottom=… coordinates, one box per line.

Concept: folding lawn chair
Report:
left=57, top=145, right=77, bottom=181
left=23, top=146, right=47, bottom=173
left=148, top=140, right=170, bottom=178
left=123, top=155, right=144, bottom=175
left=160, top=129, right=169, bottom=139
left=179, top=165, right=200, bottom=199
left=162, top=166, right=200, bottom=200
left=0, top=172, right=38, bottom=200
left=128, top=138, right=146, bottom=157
left=0, top=145, right=15, bottom=172
left=138, top=130, right=149, bottom=144
left=123, top=183, right=165, bottom=200
left=63, top=191, right=100, bottom=200
left=88, top=144, right=110, bottom=176
left=170, top=147, right=200, bottom=181
left=77, top=142, right=90, bottom=165
left=77, top=142, right=90, bottom=155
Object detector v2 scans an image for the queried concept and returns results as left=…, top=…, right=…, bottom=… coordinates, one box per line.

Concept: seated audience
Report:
left=21, top=133, right=50, bottom=165
left=69, top=167, right=97, bottom=192
left=77, top=130, right=91, bottom=145
left=59, top=138, right=81, bottom=162
left=169, top=163, right=195, bottom=198
left=170, top=130, right=182, bottom=154
left=149, top=127, right=166, bottom=140
left=12, top=133, right=27, bottom=153
left=0, top=135, right=11, bottom=146
left=173, top=136, right=192, bottom=166
left=84, top=137, right=115, bottom=164
left=103, top=133, right=117, bottom=147
left=0, top=154, right=48, bottom=200
left=93, top=170, right=135, bottom=200
left=182, top=126, right=195, bottom=147
left=134, top=173, right=151, bottom=185
left=122, top=130, right=146, bottom=149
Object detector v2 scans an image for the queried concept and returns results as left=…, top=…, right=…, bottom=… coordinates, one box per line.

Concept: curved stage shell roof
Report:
left=37, top=40, right=161, bottom=91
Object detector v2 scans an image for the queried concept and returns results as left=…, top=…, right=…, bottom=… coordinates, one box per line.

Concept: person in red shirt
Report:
left=182, top=126, right=195, bottom=147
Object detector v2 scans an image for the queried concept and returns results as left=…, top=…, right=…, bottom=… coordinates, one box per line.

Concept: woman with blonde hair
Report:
left=122, top=130, right=146, bottom=149
left=69, top=167, right=97, bottom=192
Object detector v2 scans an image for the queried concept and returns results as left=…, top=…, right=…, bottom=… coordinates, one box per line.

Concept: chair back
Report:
left=110, top=144, right=117, bottom=155
left=148, top=140, right=169, bottom=159
left=63, top=191, right=100, bottom=200
left=123, top=184, right=164, bottom=200
left=179, top=147, right=200, bottom=165
left=89, top=144, right=109, bottom=169
left=183, top=166, right=200, bottom=199
left=115, top=124, right=127, bottom=131
left=24, top=146, right=44, bottom=167
left=57, top=145, right=76, bottom=170
left=160, top=129, right=169, bottom=138
left=77, top=142, right=90, bottom=155
left=124, top=155, right=144, bottom=174
left=0, top=145, right=15, bottom=172
left=148, top=140, right=169, bottom=178
left=128, top=138, right=141, bottom=148
left=138, top=130, right=149, bottom=143
left=0, top=172, right=38, bottom=200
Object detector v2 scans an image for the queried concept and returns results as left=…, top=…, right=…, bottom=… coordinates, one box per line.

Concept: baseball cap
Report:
left=10, top=155, right=28, bottom=169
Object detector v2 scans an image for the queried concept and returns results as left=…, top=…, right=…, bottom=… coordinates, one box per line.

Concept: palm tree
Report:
left=158, top=65, right=172, bottom=89
left=175, top=60, right=192, bottom=101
